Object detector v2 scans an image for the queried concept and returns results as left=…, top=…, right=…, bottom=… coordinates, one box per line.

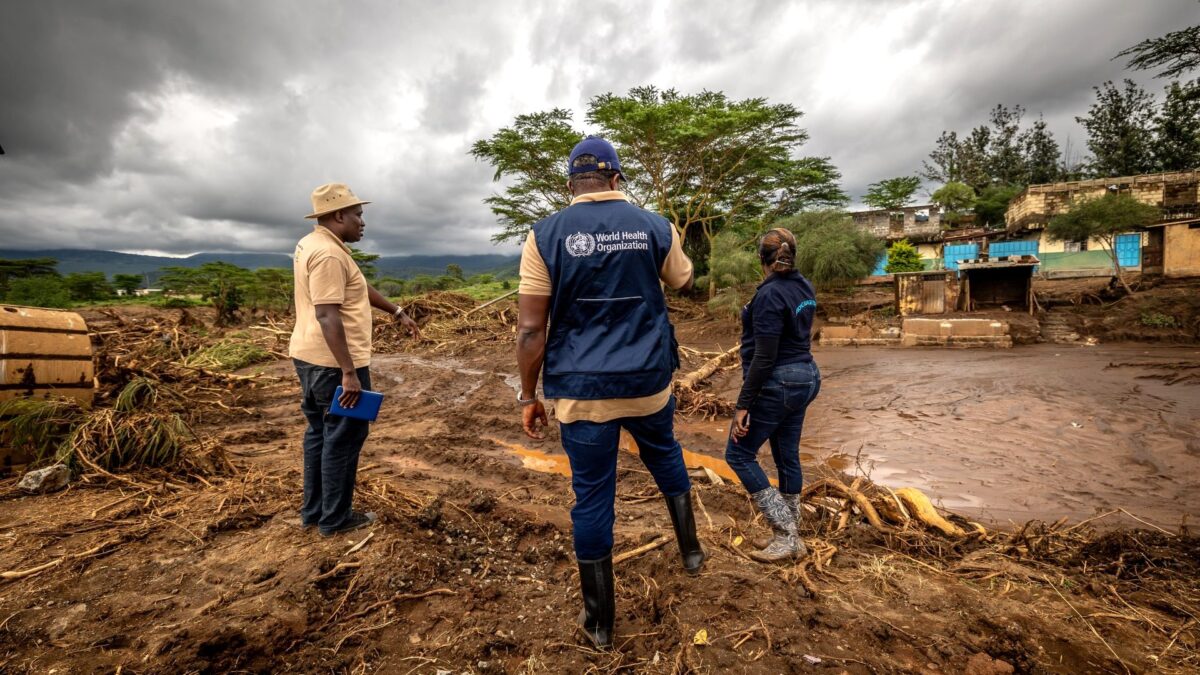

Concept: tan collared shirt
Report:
left=518, top=191, right=693, bottom=423
left=289, top=225, right=373, bottom=369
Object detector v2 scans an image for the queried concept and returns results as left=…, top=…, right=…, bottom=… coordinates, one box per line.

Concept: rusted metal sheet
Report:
left=0, top=305, right=94, bottom=405
left=895, top=272, right=954, bottom=316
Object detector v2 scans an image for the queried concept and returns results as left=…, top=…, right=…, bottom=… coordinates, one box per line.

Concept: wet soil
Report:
left=0, top=305, right=1197, bottom=673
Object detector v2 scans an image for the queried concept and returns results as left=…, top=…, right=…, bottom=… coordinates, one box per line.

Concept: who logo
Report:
left=564, top=232, right=597, bottom=257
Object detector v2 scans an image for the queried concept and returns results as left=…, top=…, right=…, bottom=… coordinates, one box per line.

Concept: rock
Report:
left=18, top=464, right=70, bottom=493
left=964, top=653, right=1014, bottom=675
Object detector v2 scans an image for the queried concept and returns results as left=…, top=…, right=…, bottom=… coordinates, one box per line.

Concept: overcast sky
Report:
left=0, top=0, right=1194, bottom=257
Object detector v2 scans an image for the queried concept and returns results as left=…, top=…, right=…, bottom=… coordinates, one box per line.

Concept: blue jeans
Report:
left=294, top=359, right=372, bottom=534
left=725, top=361, right=821, bottom=495
left=559, top=396, right=692, bottom=560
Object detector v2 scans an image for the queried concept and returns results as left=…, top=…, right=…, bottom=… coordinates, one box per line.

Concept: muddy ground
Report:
left=1, top=302, right=1198, bottom=673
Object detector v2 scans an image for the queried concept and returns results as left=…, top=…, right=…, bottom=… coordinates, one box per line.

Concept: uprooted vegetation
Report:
left=0, top=298, right=1197, bottom=673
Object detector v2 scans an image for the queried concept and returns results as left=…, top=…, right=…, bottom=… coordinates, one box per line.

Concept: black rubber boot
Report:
left=577, top=556, right=614, bottom=649
left=665, top=491, right=706, bottom=575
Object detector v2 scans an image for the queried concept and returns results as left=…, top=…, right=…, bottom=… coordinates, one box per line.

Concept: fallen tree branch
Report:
left=613, top=535, right=671, bottom=565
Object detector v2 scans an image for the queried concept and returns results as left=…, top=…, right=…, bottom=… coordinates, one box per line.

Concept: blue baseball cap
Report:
left=568, top=135, right=625, bottom=180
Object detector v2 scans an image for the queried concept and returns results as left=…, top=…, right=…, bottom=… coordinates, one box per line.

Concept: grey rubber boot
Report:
left=781, top=492, right=809, bottom=557
left=748, top=487, right=802, bottom=562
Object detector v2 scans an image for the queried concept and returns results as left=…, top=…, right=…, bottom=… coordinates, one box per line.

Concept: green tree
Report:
left=921, top=131, right=961, bottom=185
left=1153, top=80, right=1200, bottom=171
left=861, top=176, right=921, bottom=211
left=958, top=126, right=994, bottom=192
left=470, top=109, right=580, bottom=243
left=5, top=276, right=70, bottom=308
left=248, top=267, right=293, bottom=312
left=1020, top=114, right=1062, bottom=184
left=1046, top=193, right=1159, bottom=293
left=1117, top=24, right=1200, bottom=79
left=348, top=248, right=379, bottom=281
left=445, top=264, right=464, bottom=281
left=701, top=230, right=761, bottom=291
left=588, top=87, right=846, bottom=296
left=987, top=104, right=1027, bottom=186
left=63, top=271, right=113, bottom=301
left=0, top=258, right=59, bottom=296
left=159, top=262, right=254, bottom=326
left=974, top=184, right=1024, bottom=227
left=931, top=182, right=976, bottom=226
left=376, top=277, right=408, bottom=297
left=884, top=239, right=924, bottom=274
left=473, top=87, right=847, bottom=296
left=781, top=210, right=884, bottom=289
left=112, top=273, right=144, bottom=295
left=1077, top=80, right=1157, bottom=177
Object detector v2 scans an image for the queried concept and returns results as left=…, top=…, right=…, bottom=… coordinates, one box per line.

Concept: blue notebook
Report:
left=329, top=387, right=384, bottom=421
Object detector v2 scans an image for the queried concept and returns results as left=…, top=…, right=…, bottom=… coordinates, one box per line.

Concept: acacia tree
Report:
left=470, top=109, right=580, bottom=243
left=1046, top=193, right=1159, bottom=293
left=862, top=176, right=921, bottom=210
left=472, top=87, right=846, bottom=295
left=159, top=262, right=254, bottom=326
left=1077, top=80, right=1157, bottom=177
left=1117, top=24, right=1200, bottom=79
left=588, top=87, right=845, bottom=296
left=112, top=273, right=144, bottom=295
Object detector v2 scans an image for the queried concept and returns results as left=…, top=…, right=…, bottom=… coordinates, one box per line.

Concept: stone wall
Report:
left=851, top=204, right=943, bottom=242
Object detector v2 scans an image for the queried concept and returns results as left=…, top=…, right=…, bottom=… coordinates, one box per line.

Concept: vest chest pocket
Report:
left=545, top=295, right=663, bottom=375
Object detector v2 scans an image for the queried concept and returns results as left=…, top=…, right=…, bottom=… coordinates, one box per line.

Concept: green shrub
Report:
left=1140, top=312, right=1179, bottom=328
left=885, top=239, right=924, bottom=274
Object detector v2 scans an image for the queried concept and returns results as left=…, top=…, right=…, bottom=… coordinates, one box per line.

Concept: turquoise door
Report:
left=1115, top=233, right=1141, bottom=268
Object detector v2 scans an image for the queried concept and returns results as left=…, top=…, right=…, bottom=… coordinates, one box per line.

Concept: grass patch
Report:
left=182, top=339, right=271, bottom=371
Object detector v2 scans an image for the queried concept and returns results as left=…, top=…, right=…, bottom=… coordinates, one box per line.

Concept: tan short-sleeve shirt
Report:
left=518, top=191, right=693, bottom=423
left=289, top=226, right=373, bottom=368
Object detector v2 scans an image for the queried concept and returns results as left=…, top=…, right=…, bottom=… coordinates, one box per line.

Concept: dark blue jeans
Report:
left=559, top=396, right=692, bottom=560
left=294, top=359, right=371, bottom=534
left=725, top=361, right=821, bottom=495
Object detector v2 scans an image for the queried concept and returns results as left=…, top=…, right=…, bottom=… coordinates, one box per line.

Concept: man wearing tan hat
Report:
left=290, top=182, right=421, bottom=536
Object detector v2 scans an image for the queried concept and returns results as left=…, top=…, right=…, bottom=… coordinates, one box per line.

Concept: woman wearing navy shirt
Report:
left=726, top=228, right=820, bottom=562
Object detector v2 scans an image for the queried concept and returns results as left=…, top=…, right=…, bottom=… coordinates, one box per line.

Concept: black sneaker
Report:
left=319, top=511, right=377, bottom=537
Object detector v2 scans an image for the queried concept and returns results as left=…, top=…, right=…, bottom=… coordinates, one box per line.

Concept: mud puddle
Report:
left=486, top=428, right=853, bottom=487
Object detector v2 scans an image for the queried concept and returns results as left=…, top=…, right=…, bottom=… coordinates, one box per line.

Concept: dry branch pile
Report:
left=376, top=291, right=517, bottom=355
left=87, top=308, right=282, bottom=415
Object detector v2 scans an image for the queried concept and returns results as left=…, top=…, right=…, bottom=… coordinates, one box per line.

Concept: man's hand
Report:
left=399, top=313, right=422, bottom=340
left=730, top=409, right=750, bottom=441
left=522, top=400, right=549, bottom=440
left=339, top=370, right=362, bottom=408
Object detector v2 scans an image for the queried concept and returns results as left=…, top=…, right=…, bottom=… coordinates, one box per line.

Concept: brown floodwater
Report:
left=688, top=343, right=1200, bottom=529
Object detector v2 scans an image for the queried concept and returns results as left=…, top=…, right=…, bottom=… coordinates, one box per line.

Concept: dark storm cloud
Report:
left=0, top=0, right=1196, bottom=254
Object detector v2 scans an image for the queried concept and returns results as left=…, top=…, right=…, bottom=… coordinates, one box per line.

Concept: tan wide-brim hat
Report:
left=305, top=182, right=371, bottom=219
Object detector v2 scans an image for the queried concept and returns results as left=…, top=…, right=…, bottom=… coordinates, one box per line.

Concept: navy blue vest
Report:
left=534, top=199, right=675, bottom=400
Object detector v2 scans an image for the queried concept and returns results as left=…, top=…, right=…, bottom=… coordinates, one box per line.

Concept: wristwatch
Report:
left=517, top=392, right=538, bottom=406
left=393, top=306, right=405, bottom=318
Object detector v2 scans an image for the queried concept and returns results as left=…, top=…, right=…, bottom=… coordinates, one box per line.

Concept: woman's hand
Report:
left=730, top=409, right=750, bottom=440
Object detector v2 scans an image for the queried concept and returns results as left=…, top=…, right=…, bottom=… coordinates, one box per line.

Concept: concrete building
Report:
left=1004, top=170, right=1200, bottom=278
left=851, top=204, right=945, bottom=273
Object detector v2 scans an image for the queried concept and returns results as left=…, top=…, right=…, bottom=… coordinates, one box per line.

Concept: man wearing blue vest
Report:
left=516, top=136, right=704, bottom=649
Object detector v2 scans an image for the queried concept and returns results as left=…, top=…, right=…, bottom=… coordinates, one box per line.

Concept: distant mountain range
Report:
left=0, top=249, right=519, bottom=284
